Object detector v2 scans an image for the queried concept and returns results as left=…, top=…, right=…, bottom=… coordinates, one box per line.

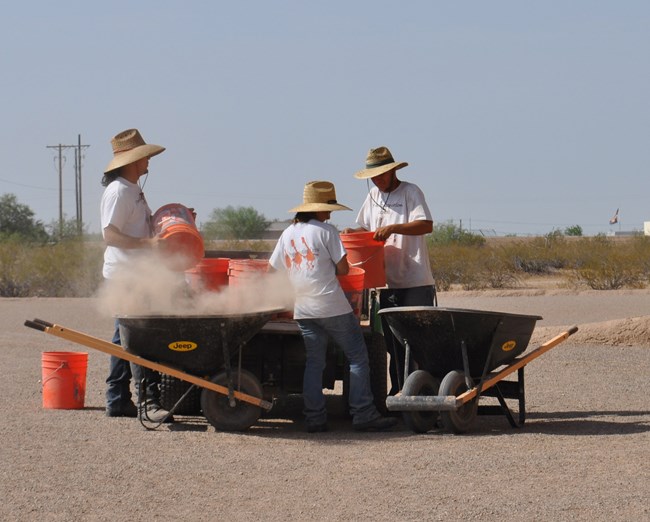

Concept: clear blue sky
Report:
left=1, top=1, right=648, bottom=236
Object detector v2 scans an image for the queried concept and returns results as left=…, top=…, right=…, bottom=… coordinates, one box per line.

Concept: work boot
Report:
left=353, top=416, right=398, bottom=432
left=105, top=401, right=138, bottom=418
left=138, top=400, right=174, bottom=423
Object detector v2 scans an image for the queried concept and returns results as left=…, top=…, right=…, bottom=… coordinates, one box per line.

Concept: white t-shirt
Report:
left=356, top=180, right=435, bottom=289
left=100, top=177, right=152, bottom=279
left=269, top=220, right=352, bottom=320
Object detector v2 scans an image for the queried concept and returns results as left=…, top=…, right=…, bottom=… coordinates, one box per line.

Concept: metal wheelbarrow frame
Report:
left=379, top=306, right=578, bottom=434
left=25, top=312, right=279, bottom=431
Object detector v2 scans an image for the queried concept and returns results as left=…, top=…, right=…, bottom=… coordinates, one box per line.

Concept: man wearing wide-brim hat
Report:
left=269, top=181, right=397, bottom=433
left=100, top=128, right=172, bottom=423
left=345, top=146, right=436, bottom=396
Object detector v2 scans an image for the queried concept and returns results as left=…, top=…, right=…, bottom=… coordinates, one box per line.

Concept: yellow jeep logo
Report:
left=168, top=341, right=198, bottom=352
left=501, top=340, right=517, bottom=352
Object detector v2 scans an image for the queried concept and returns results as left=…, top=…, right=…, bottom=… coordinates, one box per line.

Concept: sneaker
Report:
left=306, top=422, right=328, bottom=433
left=105, top=401, right=138, bottom=418
left=138, top=401, right=174, bottom=423
left=353, top=416, right=398, bottom=432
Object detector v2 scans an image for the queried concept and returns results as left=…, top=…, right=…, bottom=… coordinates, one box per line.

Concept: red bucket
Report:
left=41, top=351, right=88, bottom=409
left=340, top=232, right=385, bottom=289
left=337, top=267, right=365, bottom=319
left=186, top=258, right=230, bottom=292
left=152, top=204, right=204, bottom=271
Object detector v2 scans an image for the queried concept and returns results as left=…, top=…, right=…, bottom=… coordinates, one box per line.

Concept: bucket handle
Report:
left=349, top=248, right=384, bottom=267
left=41, top=362, right=68, bottom=386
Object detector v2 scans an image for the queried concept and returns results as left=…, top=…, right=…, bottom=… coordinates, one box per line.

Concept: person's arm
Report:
left=373, top=220, right=433, bottom=242
left=103, top=224, right=157, bottom=249
left=335, top=255, right=350, bottom=276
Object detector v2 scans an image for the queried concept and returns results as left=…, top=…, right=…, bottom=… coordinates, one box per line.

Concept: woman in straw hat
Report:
left=345, top=146, right=436, bottom=396
left=100, top=128, right=173, bottom=424
left=269, top=181, right=397, bottom=433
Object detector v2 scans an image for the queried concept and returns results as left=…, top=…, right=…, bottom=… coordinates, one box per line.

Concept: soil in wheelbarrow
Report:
left=2, top=292, right=649, bottom=521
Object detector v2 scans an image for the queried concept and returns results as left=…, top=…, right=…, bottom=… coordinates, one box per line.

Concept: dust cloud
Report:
left=95, top=254, right=294, bottom=318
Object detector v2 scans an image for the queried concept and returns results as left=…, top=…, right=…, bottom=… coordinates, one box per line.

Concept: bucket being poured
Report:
left=186, top=257, right=230, bottom=292
left=41, top=351, right=88, bottom=409
left=228, top=259, right=269, bottom=286
left=340, top=231, right=386, bottom=289
left=152, top=203, right=205, bottom=271
left=338, top=267, right=365, bottom=319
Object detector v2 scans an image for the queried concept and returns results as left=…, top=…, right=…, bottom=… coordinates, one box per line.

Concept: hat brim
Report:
left=288, top=202, right=352, bottom=213
left=104, top=144, right=165, bottom=174
left=353, top=161, right=408, bottom=180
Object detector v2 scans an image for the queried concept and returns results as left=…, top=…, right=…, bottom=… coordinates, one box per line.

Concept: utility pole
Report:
left=47, top=136, right=90, bottom=237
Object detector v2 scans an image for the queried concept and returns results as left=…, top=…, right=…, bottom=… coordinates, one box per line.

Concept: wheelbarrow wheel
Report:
left=201, top=369, right=263, bottom=431
left=439, top=370, right=478, bottom=434
left=401, top=370, right=441, bottom=433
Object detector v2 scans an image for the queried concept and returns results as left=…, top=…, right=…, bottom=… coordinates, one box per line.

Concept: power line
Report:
left=46, top=135, right=90, bottom=236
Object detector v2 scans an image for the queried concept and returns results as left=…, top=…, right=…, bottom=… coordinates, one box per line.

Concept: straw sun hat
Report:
left=353, top=146, right=408, bottom=180
left=104, top=128, right=165, bottom=174
left=289, top=181, right=352, bottom=213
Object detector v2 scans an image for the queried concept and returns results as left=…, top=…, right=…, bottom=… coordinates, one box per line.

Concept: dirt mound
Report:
left=532, top=315, right=650, bottom=347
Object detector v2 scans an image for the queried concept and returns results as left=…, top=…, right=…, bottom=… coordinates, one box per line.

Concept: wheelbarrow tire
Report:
left=401, top=370, right=441, bottom=433
left=439, top=370, right=478, bottom=434
left=201, top=369, right=263, bottom=431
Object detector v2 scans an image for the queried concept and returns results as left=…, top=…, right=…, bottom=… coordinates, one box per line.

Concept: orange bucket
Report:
left=41, top=351, right=88, bottom=409
left=152, top=203, right=205, bottom=271
left=228, top=259, right=269, bottom=286
left=186, top=258, right=230, bottom=292
left=340, top=232, right=386, bottom=289
left=337, top=267, right=365, bottom=319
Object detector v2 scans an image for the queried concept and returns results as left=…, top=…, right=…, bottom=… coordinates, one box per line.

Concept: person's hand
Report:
left=373, top=225, right=394, bottom=242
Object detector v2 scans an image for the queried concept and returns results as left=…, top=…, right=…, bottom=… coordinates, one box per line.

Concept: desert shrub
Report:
left=429, top=221, right=485, bottom=247
left=501, top=233, right=577, bottom=274
left=430, top=244, right=519, bottom=291
left=0, top=239, right=103, bottom=297
left=568, top=235, right=648, bottom=290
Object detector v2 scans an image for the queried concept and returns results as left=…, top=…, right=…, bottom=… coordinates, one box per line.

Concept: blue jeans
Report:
left=105, top=319, right=161, bottom=409
left=297, top=312, right=380, bottom=426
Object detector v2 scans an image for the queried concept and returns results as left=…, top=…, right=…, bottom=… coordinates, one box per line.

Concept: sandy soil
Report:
left=1, top=291, right=649, bottom=521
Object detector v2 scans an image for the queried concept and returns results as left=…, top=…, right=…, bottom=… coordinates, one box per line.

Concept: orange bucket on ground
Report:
left=338, top=267, right=365, bottom=319
left=340, top=232, right=386, bottom=289
left=152, top=203, right=204, bottom=271
left=228, top=259, right=269, bottom=286
left=41, top=351, right=88, bottom=409
left=186, top=258, right=230, bottom=292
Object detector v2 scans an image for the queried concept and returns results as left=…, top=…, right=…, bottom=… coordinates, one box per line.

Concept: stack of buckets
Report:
left=228, top=259, right=269, bottom=286
left=337, top=267, right=365, bottom=318
left=41, top=351, right=88, bottom=409
left=340, top=231, right=386, bottom=289
left=185, top=257, right=230, bottom=292
left=152, top=203, right=205, bottom=271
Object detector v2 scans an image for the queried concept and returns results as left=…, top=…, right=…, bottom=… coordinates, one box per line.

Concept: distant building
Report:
left=644, top=222, right=650, bottom=236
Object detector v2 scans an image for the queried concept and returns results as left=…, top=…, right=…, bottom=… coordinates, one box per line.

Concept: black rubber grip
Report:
left=33, top=318, right=54, bottom=327
left=24, top=320, right=47, bottom=331
left=568, top=325, right=579, bottom=335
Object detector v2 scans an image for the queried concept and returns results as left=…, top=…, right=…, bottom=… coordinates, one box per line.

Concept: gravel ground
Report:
left=1, top=292, right=649, bottom=521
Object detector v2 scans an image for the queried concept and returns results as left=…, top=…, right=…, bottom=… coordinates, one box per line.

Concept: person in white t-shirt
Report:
left=269, top=181, right=397, bottom=433
left=345, top=146, right=436, bottom=395
left=100, top=128, right=173, bottom=423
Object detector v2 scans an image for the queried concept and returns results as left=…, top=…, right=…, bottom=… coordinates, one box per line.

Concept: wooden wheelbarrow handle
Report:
left=25, top=319, right=273, bottom=411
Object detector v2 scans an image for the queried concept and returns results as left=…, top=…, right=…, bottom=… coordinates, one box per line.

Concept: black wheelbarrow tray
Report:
left=379, top=306, right=578, bottom=434
left=25, top=309, right=282, bottom=431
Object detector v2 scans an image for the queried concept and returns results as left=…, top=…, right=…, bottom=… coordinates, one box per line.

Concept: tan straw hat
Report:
left=104, top=128, right=165, bottom=174
left=289, top=181, right=352, bottom=213
left=353, top=146, right=408, bottom=180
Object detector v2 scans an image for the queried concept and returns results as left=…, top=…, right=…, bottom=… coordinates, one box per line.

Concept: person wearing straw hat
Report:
left=345, top=146, right=436, bottom=396
left=269, top=181, right=397, bottom=433
left=100, top=128, right=173, bottom=423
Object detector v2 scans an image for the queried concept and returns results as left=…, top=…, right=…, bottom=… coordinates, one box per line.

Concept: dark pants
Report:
left=379, top=285, right=436, bottom=395
left=105, top=319, right=161, bottom=409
